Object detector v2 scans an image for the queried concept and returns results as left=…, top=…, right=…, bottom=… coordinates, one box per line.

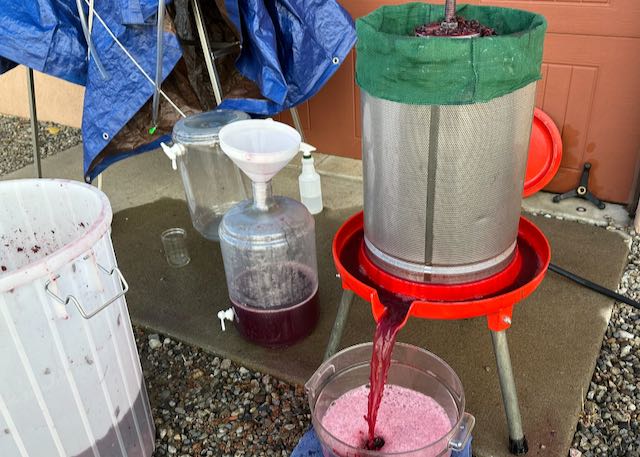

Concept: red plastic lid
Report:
left=523, top=108, right=563, bottom=198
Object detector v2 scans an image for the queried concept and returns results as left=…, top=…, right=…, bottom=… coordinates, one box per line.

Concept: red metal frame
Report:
left=332, top=212, right=551, bottom=332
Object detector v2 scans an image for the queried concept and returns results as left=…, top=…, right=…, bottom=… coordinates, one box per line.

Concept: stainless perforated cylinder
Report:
left=361, top=83, right=536, bottom=283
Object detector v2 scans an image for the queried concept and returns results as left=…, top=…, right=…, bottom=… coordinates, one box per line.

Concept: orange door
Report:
left=280, top=0, right=640, bottom=204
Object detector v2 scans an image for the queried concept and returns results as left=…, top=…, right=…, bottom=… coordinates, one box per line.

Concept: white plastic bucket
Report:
left=0, top=179, right=154, bottom=457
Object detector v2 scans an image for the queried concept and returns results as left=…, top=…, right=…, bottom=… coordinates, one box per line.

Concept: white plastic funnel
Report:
left=219, top=119, right=301, bottom=183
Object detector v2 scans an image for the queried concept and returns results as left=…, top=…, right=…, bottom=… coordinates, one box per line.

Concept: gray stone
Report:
left=149, top=338, right=162, bottom=350
left=620, top=345, right=632, bottom=358
left=614, top=330, right=635, bottom=340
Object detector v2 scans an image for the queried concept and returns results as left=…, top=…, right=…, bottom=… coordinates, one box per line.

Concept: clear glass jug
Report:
left=166, top=110, right=250, bottom=241
left=218, top=119, right=319, bottom=347
left=306, top=343, right=475, bottom=457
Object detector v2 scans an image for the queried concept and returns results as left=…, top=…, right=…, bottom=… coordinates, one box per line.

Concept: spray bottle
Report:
left=298, top=143, right=323, bottom=214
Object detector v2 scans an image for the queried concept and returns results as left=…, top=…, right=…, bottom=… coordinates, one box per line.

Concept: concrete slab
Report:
left=1, top=146, right=364, bottom=213
left=316, top=155, right=363, bottom=181
left=111, top=200, right=354, bottom=382
left=5, top=144, right=631, bottom=229
left=276, top=166, right=362, bottom=211
left=0, top=145, right=184, bottom=212
left=112, top=198, right=628, bottom=457
left=523, top=191, right=631, bottom=228
left=1, top=144, right=85, bottom=181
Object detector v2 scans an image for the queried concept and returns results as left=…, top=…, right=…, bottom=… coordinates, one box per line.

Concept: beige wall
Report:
left=0, top=66, right=84, bottom=128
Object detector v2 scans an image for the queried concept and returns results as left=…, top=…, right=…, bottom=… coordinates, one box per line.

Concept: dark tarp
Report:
left=0, top=0, right=355, bottom=181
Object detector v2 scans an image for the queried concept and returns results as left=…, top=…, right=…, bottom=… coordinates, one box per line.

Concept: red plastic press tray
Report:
left=332, top=212, right=551, bottom=331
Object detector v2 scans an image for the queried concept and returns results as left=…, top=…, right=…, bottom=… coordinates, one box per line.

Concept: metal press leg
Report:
left=26, top=68, right=42, bottom=178
left=323, top=289, right=355, bottom=361
left=491, top=330, right=528, bottom=455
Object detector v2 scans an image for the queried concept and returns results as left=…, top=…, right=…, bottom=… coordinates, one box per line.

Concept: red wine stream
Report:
left=364, top=292, right=413, bottom=450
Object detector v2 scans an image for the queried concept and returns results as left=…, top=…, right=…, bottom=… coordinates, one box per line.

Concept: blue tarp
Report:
left=218, top=0, right=356, bottom=115
left=0, top=0, right=355, bottom=181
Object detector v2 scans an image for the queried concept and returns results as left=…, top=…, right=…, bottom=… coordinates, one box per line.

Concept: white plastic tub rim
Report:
left=0, top=179, right=112, bottom=293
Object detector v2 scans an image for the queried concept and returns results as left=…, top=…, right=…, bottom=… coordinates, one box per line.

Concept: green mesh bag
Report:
left=356, top=3, right=547, bottom=105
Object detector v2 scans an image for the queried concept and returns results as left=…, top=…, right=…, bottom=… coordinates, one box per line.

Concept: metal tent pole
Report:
left=192, top=0, right=224, bottom=105
left=26, top=68, right=42, bottom=178
left=87, top=0, right=95, bottom=59
left=87, top=0, right=104, bottom=188
left=290, top=106, right=305, bottom=141
left=152, top=0, right=166, bottom=128
left=491, top=330, right=528, bottom=455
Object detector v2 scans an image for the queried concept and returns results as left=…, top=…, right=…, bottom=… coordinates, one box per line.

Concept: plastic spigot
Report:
left=160, top=142, right=186, bottom=171
left=217, top=308, right=235, bottom=331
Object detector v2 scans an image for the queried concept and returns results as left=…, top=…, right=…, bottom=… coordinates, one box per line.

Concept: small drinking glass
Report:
left=161, top=228, right=190, bottom=267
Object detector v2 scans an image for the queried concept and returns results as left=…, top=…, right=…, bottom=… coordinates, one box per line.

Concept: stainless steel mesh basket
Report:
left=362, top=83, right=537, bottom=284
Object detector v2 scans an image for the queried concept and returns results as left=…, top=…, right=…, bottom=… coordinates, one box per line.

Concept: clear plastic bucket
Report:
left=170, top=110, right=251, bottom=241
left=0, top=179, right=154, bottom=457
left=305, top=343, right=474, bottom=457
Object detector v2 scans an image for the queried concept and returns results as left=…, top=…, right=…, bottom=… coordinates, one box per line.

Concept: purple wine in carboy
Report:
left=229, top=262, right=319, bottom=347
left=231, top=284, right=319, bottom=347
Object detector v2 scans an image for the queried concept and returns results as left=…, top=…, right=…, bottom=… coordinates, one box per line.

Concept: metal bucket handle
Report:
left=449, top=412, right=475, bottom=452
left=44, top=262, right=129, bottom=319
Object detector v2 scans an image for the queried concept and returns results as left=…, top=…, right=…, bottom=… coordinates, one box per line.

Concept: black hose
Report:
left=548, top=262, right=640, bottom=310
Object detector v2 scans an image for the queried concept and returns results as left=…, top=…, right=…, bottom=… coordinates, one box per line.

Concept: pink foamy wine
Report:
left=306, top=343, right=474, bottom=457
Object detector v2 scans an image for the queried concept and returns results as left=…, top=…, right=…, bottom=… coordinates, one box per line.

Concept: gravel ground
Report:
left=570, top=221, right=640, bottom=457
left=0, top=114, right=81, bottom=175
left=135, top=328, right=311, bottom=457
